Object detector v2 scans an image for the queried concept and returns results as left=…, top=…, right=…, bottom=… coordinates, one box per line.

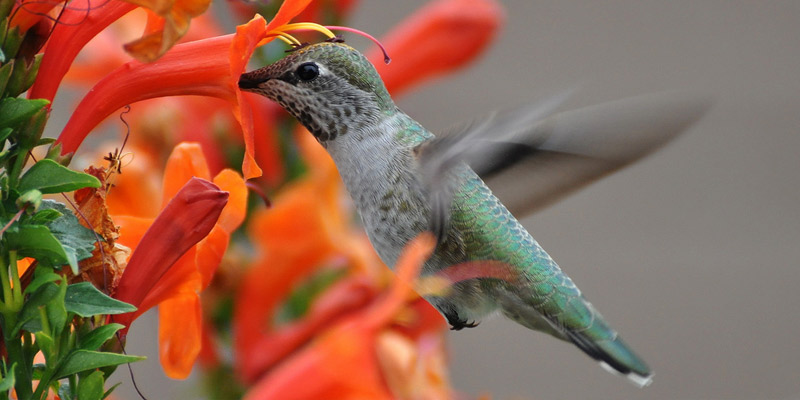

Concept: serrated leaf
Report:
left=0, top=96, right=48, bottom=131
left=78, top=323, right=124, bottom=351
left=41, top=200, right=97, bottom=274
left=0, top=363, right=16, bottom=391
left=78, top=370, right=105, bottom=400
left=65, top=283, right=136, bottom=317
left=5, top=224, right=70, bottom=268
left=18, top=159, right=100, bottom=194
left=55, top=350, right=144, bottom=379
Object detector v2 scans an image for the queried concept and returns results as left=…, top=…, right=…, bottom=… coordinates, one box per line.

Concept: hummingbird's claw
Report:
left=446, top=314, right=480, bottom=330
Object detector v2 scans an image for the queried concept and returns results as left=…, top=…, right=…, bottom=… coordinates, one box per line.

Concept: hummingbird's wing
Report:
left=419, top=92, right=711, bottom=238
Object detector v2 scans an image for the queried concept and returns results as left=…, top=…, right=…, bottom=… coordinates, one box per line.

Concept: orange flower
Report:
left=53, top=0, right=330, bottom=179
left=233, top=150, right=377, bottom=382
left=242, top=234, right=440, bottom=400
left=366, top=0, right=503, bottom=96
left=27, top=0, right=137, bottom=103
left=112, top=142, right=247, bottom=378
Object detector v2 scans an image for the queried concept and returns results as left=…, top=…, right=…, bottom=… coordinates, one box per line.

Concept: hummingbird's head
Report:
left=239, top=42, right=395, bottom=144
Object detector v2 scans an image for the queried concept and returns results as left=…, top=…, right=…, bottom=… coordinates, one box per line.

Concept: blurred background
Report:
left=116, top=1, right=800, bottom=399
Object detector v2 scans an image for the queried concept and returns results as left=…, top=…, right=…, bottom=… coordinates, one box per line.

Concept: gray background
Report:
left=116, top=1, right=800, bottom=399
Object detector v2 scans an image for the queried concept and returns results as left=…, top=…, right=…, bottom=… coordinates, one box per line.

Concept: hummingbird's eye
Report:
left=295, top=62, right=319, bottom=82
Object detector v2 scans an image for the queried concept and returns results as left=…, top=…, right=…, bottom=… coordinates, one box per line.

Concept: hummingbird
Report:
left=239, top=42, right=708, bottom=387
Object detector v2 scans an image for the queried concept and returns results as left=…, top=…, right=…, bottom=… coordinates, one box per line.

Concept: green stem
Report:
left=5, top=336, right=32, bottom=399
left=0, top=250, right=11, bottom=306
left=8, top=250, right=21, bottom=308
left=30, top=366, right=54, bottom=400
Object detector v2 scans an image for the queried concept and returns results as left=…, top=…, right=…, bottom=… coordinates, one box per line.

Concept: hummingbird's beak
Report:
left=238, top=70, right=267, bottom=91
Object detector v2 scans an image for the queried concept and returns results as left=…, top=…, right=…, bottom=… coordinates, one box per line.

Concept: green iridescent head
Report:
left=239, top=42, right=396, bottom=143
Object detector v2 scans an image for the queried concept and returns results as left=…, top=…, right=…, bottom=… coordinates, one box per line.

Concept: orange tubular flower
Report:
left=233, top=163, right=377, bottom=382
left=54, top=0, right=326, bottom=179
left=112, top=142, right=247, bottom=378
left=366, top=0, right=503, bottom=96
left=26, top=0, right=212, bottom=103
left=243, top=235, right=438, bottom=400
left=27, top=0, right=137, bottom=103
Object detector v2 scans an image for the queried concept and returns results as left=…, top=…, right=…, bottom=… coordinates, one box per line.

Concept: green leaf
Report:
left=0, top=61, right=12, bottom=95
left=16, top=278, right=67, bottom=337
left=0, top=363, right=16, bottom=391
left=2, top=26, right=22, bottom=63
left=54, top=350, right=144, bottom=379
left=37, top=137, right=56, bottom=146
left=16, top=282, right=60, bottom=334
left=5, top=52, right=41, bottom=97
left=34, top=332, right=55, bottom=362
left=0, top=97, right=48, bottom=131
left=15, top=106, right=47, bottom=150
left=65, top=283, right=136, bottom=317
left=18, top=159, right=100, bottom=194
left=46, top=279, right=69, bottom=339
left=5, top=224, right=70, bottom=268
left=25, top=268, right=62, bottom=296
left=28, top=208, right=63, bottom=225
left=41, top=200, right=97, bottom=274
left=78, top=323, right=124, bottom=351
left=77, top=371, right=105, bottom=400
left=102, top=382, right=122, bottom=400
left=0, top=126, right=12, bottom=143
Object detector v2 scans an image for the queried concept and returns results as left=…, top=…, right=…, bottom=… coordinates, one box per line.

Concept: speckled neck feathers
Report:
left=238, top=42, right=397, bottom=144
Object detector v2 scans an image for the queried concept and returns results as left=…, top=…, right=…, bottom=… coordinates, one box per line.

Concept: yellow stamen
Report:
left=260, top=22, right=337, bottom=47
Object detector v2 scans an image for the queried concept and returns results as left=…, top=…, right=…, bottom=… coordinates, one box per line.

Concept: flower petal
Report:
left=122, top=0, right=213, bottom=61
left=162, top=142, right=212, bottom=205
left=112, top=177, right=228, bottom=331
left=212, top=169, right=248, bottom=234
left=27, top=0, right=137, bottom=103
left=105, top=150, right=162, bottom=218
left=56, top=35, right=235, bottom=155
left=366, top=0, right=503, bottom=96
left=158, top=292, right=203, bottom=379
left=194, top=225, right=228, bottom=289
left=265, top=0, right=314, bottom=31
left=228, top=15, right=268, bottom=180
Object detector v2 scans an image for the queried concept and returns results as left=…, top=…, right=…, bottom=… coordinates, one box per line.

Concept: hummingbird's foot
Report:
left=446, top=314, right=480, bottom=331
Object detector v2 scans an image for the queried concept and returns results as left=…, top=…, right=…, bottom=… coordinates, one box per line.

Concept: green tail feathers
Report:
left=566, top=330, right=653, bottom=387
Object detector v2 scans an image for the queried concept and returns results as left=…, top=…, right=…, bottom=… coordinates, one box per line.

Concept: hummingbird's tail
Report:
left=564, top=329, right=653, bottom=387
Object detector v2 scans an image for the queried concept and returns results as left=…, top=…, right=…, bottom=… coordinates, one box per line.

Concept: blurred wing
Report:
left=419, top=91, right=712, bottom=238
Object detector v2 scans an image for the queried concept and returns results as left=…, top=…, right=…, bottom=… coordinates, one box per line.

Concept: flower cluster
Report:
left=0, top=0, right=502, bottom=398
